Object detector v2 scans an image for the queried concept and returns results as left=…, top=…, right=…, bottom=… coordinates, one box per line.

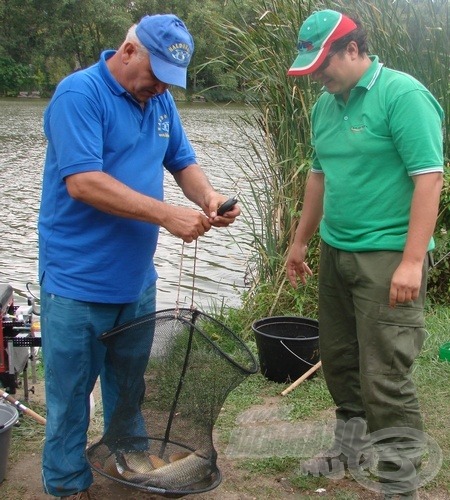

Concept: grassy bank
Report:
left=3, top=305, right=449, bottom=498
left=213, top=304, right=450, bottom=497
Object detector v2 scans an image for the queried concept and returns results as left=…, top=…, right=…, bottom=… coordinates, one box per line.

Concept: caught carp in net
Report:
left=105, top=449, right=212, bottom=489
left=87, top=308, right=258, bottom=496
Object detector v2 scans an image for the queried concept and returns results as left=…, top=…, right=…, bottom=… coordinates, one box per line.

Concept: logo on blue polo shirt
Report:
left=158, top=114, right=169, bottom=138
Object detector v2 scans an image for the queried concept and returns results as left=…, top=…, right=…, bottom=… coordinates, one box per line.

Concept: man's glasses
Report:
left=315, top=50, right=338, bottom=73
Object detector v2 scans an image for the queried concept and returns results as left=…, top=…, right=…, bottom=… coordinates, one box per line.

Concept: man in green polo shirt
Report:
left=285, top=9, right=444, bottom=499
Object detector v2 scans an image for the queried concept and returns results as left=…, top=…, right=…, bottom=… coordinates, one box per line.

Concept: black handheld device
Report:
left=217, top=196, right=238, bottom=216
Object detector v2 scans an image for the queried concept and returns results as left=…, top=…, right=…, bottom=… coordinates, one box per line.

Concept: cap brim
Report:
left=149, top=52, right=187, bottom=88
left=287, top=13, right=358, bottom=77
left=287, top=46, right=329, bottom=76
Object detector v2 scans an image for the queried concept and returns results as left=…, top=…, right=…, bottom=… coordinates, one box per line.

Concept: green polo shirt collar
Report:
left=356, top=55, right=383, bottom=91
left=329, top=55, right=383, bottom=104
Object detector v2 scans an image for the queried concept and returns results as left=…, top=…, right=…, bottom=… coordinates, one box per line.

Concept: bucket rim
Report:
left=0, top=402, right=19, bottom=431
left=252, top=316, right=319, bottom=342
left=252, top=315, right=318, bottom=326
left=253, top=330, right=319, bottom=342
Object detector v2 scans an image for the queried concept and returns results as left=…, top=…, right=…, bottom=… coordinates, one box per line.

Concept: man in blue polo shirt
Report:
left=285, top=9, right=443, bottom=499
left=38, top=14, right=239, bottom=499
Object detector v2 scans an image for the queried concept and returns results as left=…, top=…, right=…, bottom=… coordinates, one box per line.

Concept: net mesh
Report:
left=86, top=308, right=258, bottom=496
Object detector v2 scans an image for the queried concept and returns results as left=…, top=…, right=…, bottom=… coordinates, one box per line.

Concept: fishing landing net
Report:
left=86, top=242, right=258, bottom=497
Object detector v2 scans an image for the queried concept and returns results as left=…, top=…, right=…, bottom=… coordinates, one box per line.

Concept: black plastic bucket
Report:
left=252, top=316, right=320, bottom=383
left=0, top=402, right=19, bottom=483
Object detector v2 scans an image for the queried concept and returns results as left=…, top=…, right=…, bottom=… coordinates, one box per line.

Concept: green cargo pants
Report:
left=318, top=242, right=429, bottom=494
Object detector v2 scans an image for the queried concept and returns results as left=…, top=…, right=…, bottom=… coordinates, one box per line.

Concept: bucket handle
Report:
left=280, top=340, right=315, bottom=366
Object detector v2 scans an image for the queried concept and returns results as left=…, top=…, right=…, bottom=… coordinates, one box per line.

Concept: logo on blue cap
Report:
left=136, top=14, right=194, bottom=88
left=169, top=43, right=191, bottom=63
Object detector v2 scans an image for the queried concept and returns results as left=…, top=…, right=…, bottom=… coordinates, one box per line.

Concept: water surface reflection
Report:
left=0, top=98, right=255, bottom=310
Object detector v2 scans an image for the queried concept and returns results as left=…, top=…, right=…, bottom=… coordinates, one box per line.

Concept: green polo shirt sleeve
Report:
left=386, top=73, right=444, bottom=174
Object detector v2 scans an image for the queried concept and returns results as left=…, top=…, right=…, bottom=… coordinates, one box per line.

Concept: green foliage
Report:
left=428, top=169, right=450, bottom=304
left=239, top=456, right=300, bottom=474
left=0, top=0, right=258, bottom=96
left=209, top=1, right=322, bottom=318
left=0, top=56, right=32, bottom=95
left=0, top=0, right=134, bottom=93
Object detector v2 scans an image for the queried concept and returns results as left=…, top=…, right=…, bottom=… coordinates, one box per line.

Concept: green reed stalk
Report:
left=210, top=0, right=449, bottom=318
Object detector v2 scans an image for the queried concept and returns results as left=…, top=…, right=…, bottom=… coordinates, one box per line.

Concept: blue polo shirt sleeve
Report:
left=44, top=88, right=104, bottom=180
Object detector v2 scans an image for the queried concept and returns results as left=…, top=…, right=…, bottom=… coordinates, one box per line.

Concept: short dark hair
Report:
left=330, top=17, right=368, bottom=55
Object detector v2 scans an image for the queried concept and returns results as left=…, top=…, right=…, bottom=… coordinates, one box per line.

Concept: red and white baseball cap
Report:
left=288, top=10, right=357, bottom=76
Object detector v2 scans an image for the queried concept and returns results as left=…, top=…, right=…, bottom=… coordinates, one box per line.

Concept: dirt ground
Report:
left=2, top=381, right=450, bottom=500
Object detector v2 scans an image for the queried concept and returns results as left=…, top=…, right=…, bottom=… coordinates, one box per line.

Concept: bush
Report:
left=428, top=169, right=450, bottom=304
left=0, top=56, right=32, bottom=96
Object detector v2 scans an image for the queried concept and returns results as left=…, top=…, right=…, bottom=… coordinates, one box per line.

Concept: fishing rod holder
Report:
left=0, top=284, right=41, bottom=399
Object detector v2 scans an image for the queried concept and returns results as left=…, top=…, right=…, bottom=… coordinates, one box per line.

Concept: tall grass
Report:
left=334, top=0, right=449, bottom=130
left=211, top=0, right=449, bottom=319
left=210, top=0, right=321, bottom=320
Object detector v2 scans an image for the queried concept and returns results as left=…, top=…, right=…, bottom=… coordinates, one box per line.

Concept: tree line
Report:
left=1, top=0, right=448, bottom=105
left=0, top=0, right=256, bottom=99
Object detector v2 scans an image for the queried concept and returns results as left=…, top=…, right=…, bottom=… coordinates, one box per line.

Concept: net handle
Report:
left=175, top=240, right=198, bottom=313
left=159, top=308, right=200, bottom=457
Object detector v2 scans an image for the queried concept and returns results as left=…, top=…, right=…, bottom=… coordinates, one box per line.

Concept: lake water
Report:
left=0, top=98, right=256, bottom=311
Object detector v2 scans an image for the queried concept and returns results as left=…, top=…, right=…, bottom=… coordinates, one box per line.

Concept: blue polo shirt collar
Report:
left=99, top=50, right=128, bottom=96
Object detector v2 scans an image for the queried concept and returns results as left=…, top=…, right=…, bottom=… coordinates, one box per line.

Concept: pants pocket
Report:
left=365, top=304, right=426, bottom=375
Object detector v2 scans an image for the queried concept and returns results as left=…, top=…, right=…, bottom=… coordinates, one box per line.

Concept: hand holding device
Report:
left=217, top=195, right=238, bottom=216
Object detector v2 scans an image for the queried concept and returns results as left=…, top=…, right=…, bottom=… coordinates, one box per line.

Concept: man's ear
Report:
left=346, top=40, right=360, bottom=59
left=122, top=42, right=137, bottom=63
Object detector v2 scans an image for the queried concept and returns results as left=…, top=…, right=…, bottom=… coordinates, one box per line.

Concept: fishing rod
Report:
left=431, top=250, right=450, bottom=270
left=0, top=388, right=46, bottom=425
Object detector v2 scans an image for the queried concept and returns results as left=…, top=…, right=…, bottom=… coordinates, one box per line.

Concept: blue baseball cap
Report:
left=136, top=14, right=194, bottom=88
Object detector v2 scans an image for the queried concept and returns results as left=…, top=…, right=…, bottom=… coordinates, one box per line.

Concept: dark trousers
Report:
left=318, top=242, right=428, bottom=493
